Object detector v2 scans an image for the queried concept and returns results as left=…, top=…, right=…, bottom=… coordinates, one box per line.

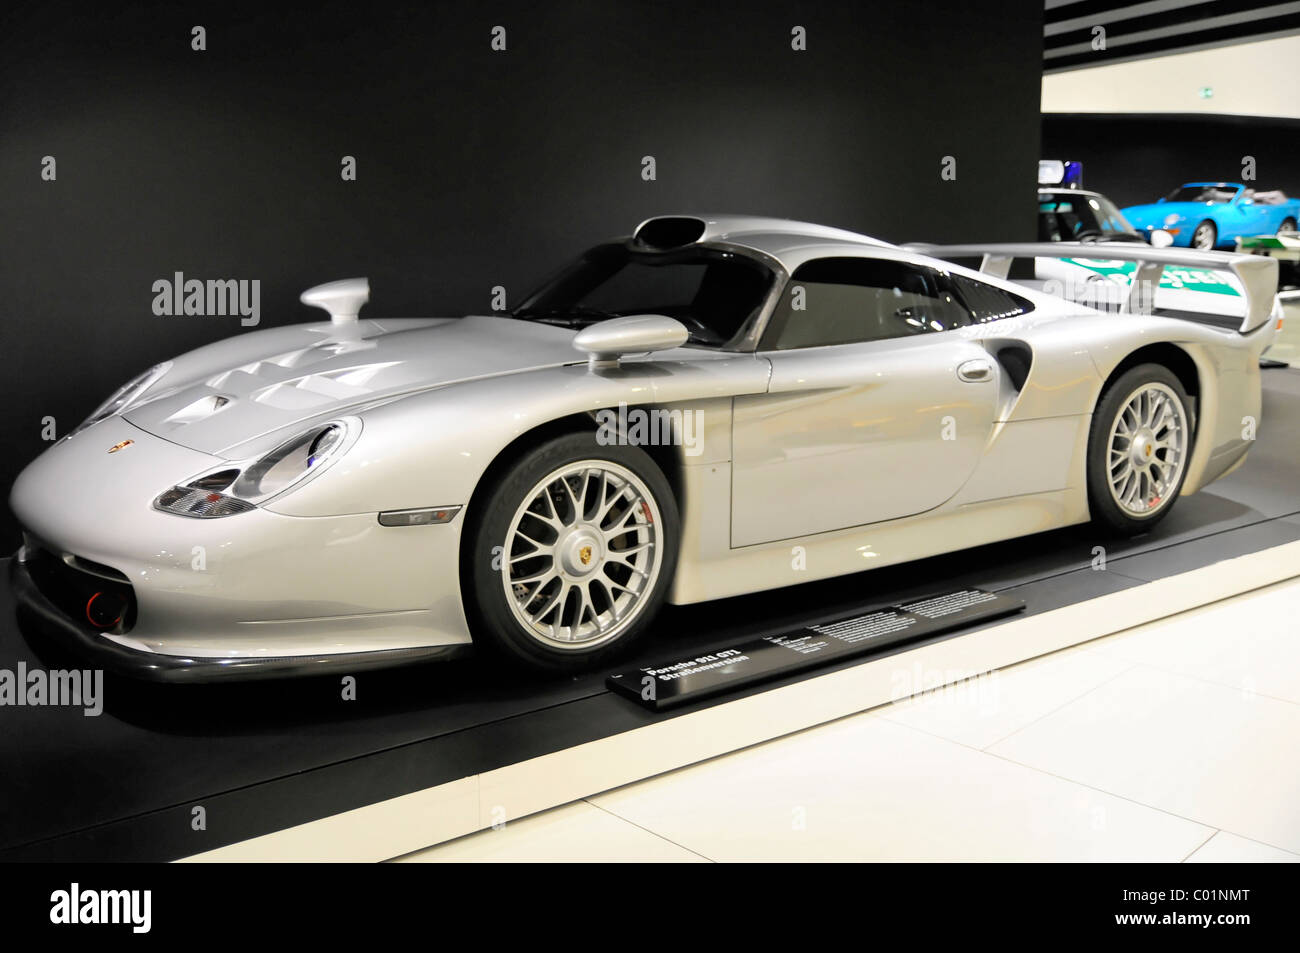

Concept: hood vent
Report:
left=163, top=394, right=231, bottom=427
left=250, top=362, right=400, bottom=409
left=206, top=343, right=362, bottom=389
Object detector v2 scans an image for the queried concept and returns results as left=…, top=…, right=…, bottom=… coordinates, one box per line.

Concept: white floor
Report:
left=397, top=576, right=1300, bottom=863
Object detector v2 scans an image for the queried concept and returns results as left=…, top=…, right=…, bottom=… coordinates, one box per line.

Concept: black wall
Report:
left=0, top=0, right=1043, bottom=544
left=1042, top=113, right=1300, bottom=208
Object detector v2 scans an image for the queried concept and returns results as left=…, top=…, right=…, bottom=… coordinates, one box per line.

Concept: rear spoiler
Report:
left=904, top=242, right=1278, bottom=334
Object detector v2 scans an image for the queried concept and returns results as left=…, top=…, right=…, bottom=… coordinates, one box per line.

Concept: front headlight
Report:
left=1163, top=213, right=1182, bottom=227
left=230, top=422, right=347, bottom=502
left=71, top=362, right=172, bottom=436
left=153, top=420, right=354, bottom=518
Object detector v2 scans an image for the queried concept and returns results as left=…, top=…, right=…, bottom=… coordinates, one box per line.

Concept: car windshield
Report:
left=1165, top=185, right=1239, bottom=204
left=1038, top=192, right=1143, bottom=243
left=513, top=244, right=775, bottom=347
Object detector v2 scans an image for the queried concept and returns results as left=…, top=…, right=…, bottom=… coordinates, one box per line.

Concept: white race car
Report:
left=1036, top=187, right=1252, bottom=326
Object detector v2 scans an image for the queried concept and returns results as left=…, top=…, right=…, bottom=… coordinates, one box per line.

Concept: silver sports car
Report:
left=9, top=215, right=1280, bottom=679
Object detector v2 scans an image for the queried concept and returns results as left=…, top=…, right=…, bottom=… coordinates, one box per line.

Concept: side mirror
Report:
left=572, top=314, right=689, bottom=369
left=1150, top=229, right=1175, bottom=248
left=301, top=278, right=370, bottom=326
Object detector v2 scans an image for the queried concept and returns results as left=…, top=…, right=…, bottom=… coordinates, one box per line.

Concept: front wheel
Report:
left=1087, top=364, right=1193, bottom=535
left=463, top=432, right=679, bottom=672
left=1279, top=217, right=1298, bottom=236
left=1191, top=220, right=1217, bottom=250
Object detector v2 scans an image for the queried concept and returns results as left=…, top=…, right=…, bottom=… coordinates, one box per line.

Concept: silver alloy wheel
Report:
left=1106, top=382, right=1188, bottom=518
left=1191, top=222, right=1215, bottom=250
left=501, top=460, right=664, bottom=649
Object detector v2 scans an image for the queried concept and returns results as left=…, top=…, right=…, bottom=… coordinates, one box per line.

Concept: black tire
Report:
left=1279, top=217, right=1298, bottom=236
left=1191, top=220, right=1217, bottom=251
left=1087, top=363, right=1194, bottom=535
left=461, top=431, right=679, bottom=673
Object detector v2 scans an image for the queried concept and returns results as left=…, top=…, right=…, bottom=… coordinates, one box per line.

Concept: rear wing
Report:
left=904, top=242, right=1278, bottom=334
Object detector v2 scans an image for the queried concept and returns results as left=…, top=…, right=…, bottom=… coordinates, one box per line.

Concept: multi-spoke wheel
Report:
left=503, top=461, right=663, bottom=649
left=1087, top=364, right=1193, bottom=534
left=1105, top=383, right=1188, bottom=517
left=463, top=432, right=678, bottom=671
left=1191, top=220, right=1217, bottom=251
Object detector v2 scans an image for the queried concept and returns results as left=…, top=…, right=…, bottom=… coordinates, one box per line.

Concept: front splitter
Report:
left=9, top=554, right=469, bottom=684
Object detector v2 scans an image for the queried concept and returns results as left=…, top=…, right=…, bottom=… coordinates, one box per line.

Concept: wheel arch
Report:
left=1193, top=217, right=1219, bottom=248
left=1097, top=342, right=1200, bottom=423
left=461, top=407, right=687, bottom=529
left=1085, top=345, right=1202, bottom=532
left=456, top=407, right=685, bottom=668
left=461, top=412, right=597, bottom=534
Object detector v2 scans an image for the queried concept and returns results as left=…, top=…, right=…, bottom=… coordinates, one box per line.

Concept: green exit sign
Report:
left=1198, top=86, right=1214, bottom=99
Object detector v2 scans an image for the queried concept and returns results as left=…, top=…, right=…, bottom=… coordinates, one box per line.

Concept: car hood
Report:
left=123, top=315, right=583, bottom=455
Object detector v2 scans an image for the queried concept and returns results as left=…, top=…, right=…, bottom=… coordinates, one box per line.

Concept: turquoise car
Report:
left=1122, top=183, right=1300, bottom=251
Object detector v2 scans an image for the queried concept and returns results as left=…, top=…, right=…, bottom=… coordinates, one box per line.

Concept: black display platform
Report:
left=3, top=367, right=1298, bottom=862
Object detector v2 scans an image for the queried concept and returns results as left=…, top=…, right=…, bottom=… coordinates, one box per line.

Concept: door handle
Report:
left=957, top=359, right=994, bottom=383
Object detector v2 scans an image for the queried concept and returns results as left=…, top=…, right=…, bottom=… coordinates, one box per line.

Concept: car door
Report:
left=730, top=255, right=1002, bottom=548
left=1227, top=189, right=1269, bottom=238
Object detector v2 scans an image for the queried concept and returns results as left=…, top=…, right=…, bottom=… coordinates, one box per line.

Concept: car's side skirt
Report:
left=667, top=464, right=1090, bottom=605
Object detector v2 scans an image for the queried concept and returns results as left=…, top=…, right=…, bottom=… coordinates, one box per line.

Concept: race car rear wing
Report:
left=904, top=242, right=1278, bottom=334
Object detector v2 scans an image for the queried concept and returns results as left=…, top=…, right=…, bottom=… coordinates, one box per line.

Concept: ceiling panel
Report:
left=1044, top=0, right=1300, bottom=71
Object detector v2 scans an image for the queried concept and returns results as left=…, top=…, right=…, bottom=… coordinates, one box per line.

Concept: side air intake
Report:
left=993, top=342, right=1032, bottom=392
left=634, top=216, right=707, bottom=250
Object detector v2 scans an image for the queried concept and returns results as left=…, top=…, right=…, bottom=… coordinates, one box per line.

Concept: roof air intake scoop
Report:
left=300, top=278, right=370, bottom=326
left=634, top=216, right=707, bottom=250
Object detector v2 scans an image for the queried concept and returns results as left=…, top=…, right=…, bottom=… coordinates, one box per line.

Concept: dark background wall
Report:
left=1042, top=113, right=1300, bottom=208
left=0, top=0, right=1043, bottom=544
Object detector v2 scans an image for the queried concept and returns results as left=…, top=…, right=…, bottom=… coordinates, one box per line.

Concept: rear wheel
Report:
left=1191, top=220, right=1217, bottom=250
left=463, top=432, right=679, bottom=672
left=1087, top=364, right=1193, bottom=535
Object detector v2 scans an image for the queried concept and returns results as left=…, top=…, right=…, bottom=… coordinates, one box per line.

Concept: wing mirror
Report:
left=301, top=278, right=370, bottom=326
left=572, top=314, right=689, bottom=369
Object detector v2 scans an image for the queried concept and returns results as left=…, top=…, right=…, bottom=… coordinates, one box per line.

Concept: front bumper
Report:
left=11, top=550, right=468, bottom=682
left=8, top=415, right=475, bottom=675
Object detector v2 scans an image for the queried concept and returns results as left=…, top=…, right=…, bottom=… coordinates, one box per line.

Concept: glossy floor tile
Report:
left=880, top=642, right=1135, bottom=749
left=589, top=714, right=1211, bottom=862
left=394, top=800, right=708, bottom=863
left=1081, top=577, right=1300, bottom=705
left=1184, top=831, right=1299, bottom=863
left=989, top=665, right=1300, bottom=853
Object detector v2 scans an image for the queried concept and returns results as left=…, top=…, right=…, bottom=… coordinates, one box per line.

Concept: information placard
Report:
left=607, top=588, right=1024, bottom=710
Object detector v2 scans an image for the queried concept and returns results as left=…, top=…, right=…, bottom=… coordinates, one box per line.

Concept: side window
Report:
left=761, top=257, right=971, bottom=350
left=949, top=274, right=1035, bottom=324
left=1038, top=200, right=1075, bottom=242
